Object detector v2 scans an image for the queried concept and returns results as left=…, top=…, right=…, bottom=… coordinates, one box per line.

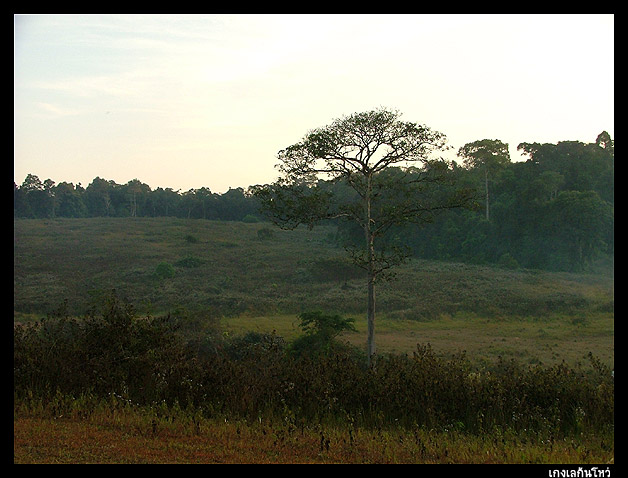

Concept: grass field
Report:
left=14, top=217, right=614, bottom=368
left=223, top=312, right=614, bottom=369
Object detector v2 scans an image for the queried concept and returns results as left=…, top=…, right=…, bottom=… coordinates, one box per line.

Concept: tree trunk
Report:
left=365, top=174, right=376, bottom=366
left=367, top=234, right=376, bottom=365
left=484, top=166, right=490, bottom=221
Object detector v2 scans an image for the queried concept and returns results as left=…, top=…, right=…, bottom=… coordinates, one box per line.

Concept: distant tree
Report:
left=595, top=130, right=614, bottom=155
left=253, top=108, right=474, bottom=363
left=194, top=187, right=214, bottom=220
left=152, top=187, right=180, bottom=217
left=14, top=182, right=28, bottom=217
left=457, top=139, right=510, bottom=221
left=180, top=189, right=198, bottom=219
left=20, top=173, right=44, bottom=193
left=85, top=177, right=113, bottom=216
left=217, top=187, right=254, bottom=221
left=55, top=182, right=87, bottom=217
left=43, top=179, right=56, bottom=217
left=534, top=170, right=565, bottom=202
left=518, top=135, right=614, bottom=202
left=124, top=179, right=151, bottom=217
left=20, top=174, right=53, bottom=218
left=547, top=190, right=613, bottom=270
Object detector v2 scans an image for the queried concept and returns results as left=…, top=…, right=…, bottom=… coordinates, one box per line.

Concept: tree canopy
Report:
left=253, top=108, right=477, bottom=361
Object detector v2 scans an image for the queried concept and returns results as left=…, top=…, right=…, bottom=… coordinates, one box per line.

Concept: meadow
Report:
left=14, top=217, right=614, bottom=368
left=13, top=218, right=614, bottom=463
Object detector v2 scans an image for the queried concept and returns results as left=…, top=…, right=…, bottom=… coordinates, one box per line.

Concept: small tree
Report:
left=290, top=311, right=356, bottom=358
left=253, top=108, right=474, bottom=364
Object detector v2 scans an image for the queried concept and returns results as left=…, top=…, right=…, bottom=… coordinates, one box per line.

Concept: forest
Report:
left=14, top=132, right=614, bottom=272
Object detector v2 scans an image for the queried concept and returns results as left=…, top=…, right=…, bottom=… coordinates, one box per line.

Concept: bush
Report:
left=289, top=311, right=358, bottom=359
left=497, top=252, right=519, bottom=269
left=14, top=291, right=189, bottom=405
left=155, top=262, right=176, bottom=279
left=174, top=256, right=205, bottom=268
left=256, top=227, right=275, bottom=240
left=14, top=295, right=614, bottom=437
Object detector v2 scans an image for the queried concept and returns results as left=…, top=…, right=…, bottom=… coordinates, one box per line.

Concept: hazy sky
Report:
left=14, top=14, right=614, bottom=194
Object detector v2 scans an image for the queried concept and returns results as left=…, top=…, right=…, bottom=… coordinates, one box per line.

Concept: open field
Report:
left=223, top=312, right=614, bottom=369
left=14, top=217, right=614, bottom=368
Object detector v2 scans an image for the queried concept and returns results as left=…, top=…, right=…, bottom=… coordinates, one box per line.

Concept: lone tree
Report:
left=252, top=108, right=475, bottom=364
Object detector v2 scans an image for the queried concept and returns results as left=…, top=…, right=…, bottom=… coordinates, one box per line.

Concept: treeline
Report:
left=13, top=176, right=263, bottom=222
left=14, top=132, right=613, bottom=272
left=335, top=132, right=614, bottom=272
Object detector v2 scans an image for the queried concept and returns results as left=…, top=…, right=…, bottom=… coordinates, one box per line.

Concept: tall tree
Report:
left=457, top=139, right=510, bottom=221
left=85, top=177, right=113, bottom=217
left=125, top=179, right=151, bottom=217
left=595, top=130, right=614, bottom=156
left=20, top=174, right=53, bottom=218
left=547, top=190, right=613, bottom=270
left=253, top=108, right=474, bottom=363
left=55, top=182, right=86, bottom=217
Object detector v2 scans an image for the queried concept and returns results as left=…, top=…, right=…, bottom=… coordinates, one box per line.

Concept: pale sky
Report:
left=14, top=14, right=614, bottom=194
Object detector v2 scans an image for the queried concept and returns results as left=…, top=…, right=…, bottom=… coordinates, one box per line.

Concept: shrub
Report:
left=256, top=227, right=275, bottom=240
left=14, top=295, right=614, bottom=437
left=289, top=311, right=357, bottom=359
left=14, top=291, right=189, bottom=405
left=497, top=252, right=519, bottom=269
left=155, top=262, right=176, bottom=279
left=174, top=256, right=205, bottom=268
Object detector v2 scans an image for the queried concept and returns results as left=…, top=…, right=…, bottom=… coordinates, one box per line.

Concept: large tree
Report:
left=457, top=139, right=510, bottom=221
left=253, top=108, right=474, bottom=363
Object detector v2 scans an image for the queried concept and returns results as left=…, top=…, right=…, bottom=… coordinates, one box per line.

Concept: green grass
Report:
left=14, top=217, right=614, bottom=368
left=222, top=312, right=614, bottom=369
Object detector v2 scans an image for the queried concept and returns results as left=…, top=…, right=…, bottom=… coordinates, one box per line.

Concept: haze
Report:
left=14, top=14, right=614, bottom=194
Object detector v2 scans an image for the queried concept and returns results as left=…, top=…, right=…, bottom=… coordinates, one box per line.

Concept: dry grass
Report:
left=223, top=312, right=614, bottom=369
left=14, top=409, right=614, bottom=464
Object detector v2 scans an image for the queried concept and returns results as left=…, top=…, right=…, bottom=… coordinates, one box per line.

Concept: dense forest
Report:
left=14, top=132, right=613, bottom=272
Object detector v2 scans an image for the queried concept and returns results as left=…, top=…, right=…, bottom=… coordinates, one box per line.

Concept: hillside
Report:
left=14, top=217, right=614, bottom=366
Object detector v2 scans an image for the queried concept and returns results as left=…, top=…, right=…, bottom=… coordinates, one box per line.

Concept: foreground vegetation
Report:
left=14, top=291, right=614, bottom=463
left=14, top=400, right=614, bottom=464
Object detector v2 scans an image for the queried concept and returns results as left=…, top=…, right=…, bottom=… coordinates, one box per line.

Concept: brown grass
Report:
left=14, top=411, right=614, bottom=464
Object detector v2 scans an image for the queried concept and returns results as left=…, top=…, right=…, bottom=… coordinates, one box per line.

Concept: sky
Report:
left=14, top=14, right=614, bottom=194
